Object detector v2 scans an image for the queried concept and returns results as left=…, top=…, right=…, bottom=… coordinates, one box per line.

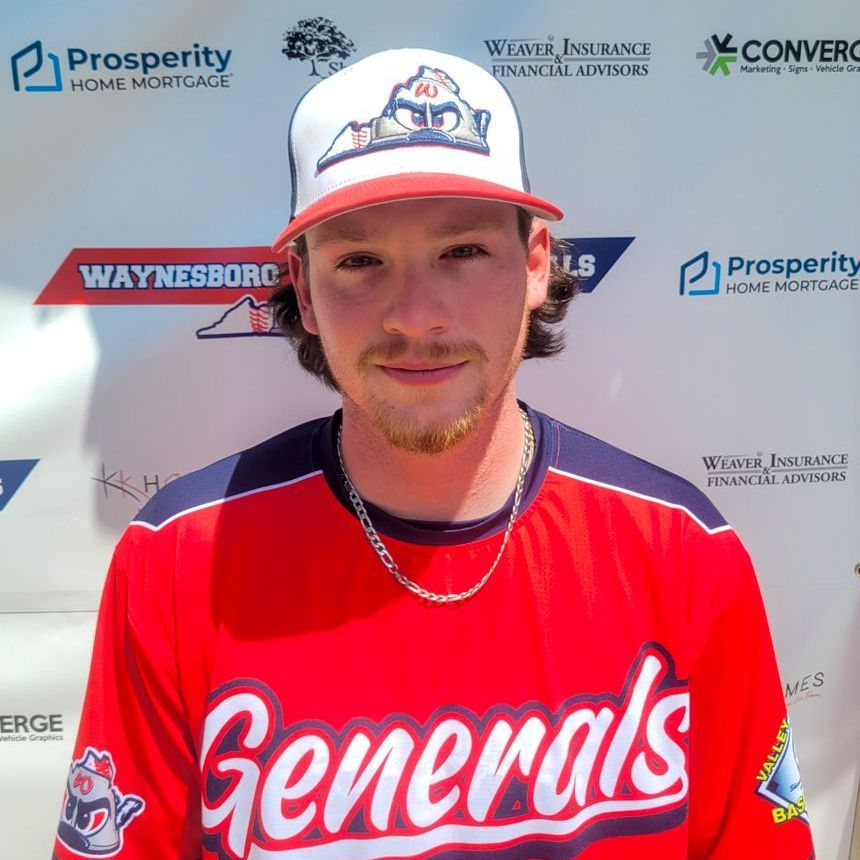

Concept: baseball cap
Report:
left=271, top=47, right=564, bottom=253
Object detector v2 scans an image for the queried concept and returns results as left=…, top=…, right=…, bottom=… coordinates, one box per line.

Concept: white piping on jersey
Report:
left=547, top=466, right=733, bottom=536
left=129, top=469, right=323, bottom=533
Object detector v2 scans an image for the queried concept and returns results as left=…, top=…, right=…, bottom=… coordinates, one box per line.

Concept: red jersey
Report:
left=54, top=405, right=814, bottom=859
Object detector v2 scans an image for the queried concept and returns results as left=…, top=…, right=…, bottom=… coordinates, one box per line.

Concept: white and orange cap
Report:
left=271, top=47, right=563, bottom=253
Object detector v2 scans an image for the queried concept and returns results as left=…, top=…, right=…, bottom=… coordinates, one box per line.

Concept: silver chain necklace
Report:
left=336, top=408, right=535, bottom=604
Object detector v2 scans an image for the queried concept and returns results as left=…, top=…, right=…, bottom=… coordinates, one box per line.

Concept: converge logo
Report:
left=697, top=32, right=860, bottom=77
left=10, top=39, right=234, bottom=93
left=679, top=250, right=859, bottom=297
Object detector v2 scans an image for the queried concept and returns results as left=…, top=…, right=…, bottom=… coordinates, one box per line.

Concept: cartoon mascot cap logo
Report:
left=57, top=748, right=144, bottom=857
left=317, top=65, right=492, bottom=172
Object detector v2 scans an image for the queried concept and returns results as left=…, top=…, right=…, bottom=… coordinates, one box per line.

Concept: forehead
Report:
left=306, top=198, right=519, bottom=248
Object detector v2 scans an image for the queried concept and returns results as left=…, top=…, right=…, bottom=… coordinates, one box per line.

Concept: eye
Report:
left=444, top=245, right=485, bottom=261
left=336, top=254, right=380, bottom=271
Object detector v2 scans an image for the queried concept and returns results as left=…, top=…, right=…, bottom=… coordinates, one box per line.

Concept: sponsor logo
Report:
left=92, top=464, right=179, bottom=505
left=0, top=713, right=64, bottom=742
left=702, top=451, right=848, bottom=488
left=10, top=38, right=233, bottom=94
left=196, top=295, right=280, bottom=339
left=200, top=645, right=688, bottom=858
left=696, top=34, right=738, bottom=76
left=35, top=248, right=280, bottom=306
left=679, top=250, right=860, bottom=297
left=11, top=41, right=61, bottom=91
left=58, top=748, right=145, bottom=857
left=556, top=237, right=633, bottom=293
left=697, top=32, right=860, bottom=77
left=784, top=671, right=825, bottom=707
left=0, top=459, right=38, bottom=511
left=483, top=35, right=651, bottom=79
left=282, top=18, right=355, bottom=78
left=755, top=719, right=809, bottom=826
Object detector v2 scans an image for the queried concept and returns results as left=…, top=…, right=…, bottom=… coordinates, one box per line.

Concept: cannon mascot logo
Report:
left=317, top=65, right=491, bottom=172
left=57, top=748, right=144, bottom=856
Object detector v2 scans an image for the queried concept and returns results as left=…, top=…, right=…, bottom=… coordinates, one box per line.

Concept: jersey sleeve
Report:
left=52, top=528, right=202, bottom=859
left=686, top=529, right=815, bottom=859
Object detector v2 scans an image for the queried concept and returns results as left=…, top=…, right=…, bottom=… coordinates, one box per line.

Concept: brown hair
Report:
left=269, top=208, right=579, bottom=391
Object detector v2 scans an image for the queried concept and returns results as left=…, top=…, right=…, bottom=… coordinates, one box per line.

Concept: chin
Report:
left=367, top=390, right=491, bottom=455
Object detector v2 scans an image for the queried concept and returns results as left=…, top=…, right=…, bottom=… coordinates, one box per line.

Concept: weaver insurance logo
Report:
left=697, top=32, right=860, bottom=77
left=679, top=250, right=860, bottom=297
left=10, top=38, right=233, bottom=93
left=0, top=459, right=38, bottom=512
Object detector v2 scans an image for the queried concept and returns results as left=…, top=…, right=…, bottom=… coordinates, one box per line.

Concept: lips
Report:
left=378, top=361, right=467, bottom=384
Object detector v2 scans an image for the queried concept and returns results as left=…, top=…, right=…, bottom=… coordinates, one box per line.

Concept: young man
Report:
left=54, top=49, right=814, bottom=859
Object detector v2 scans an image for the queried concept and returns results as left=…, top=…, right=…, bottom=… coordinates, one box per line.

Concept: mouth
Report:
left=377, top=361, right=468, bottom=385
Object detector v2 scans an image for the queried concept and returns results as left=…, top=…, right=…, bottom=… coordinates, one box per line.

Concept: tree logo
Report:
left=282, top=18, right=355, bottom=78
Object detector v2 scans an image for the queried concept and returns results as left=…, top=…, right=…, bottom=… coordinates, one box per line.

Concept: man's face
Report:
left=288, top=198, right=550, bottom=453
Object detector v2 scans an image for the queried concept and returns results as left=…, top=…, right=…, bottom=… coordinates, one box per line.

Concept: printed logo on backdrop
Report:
left=483, top=35, right=651, bottom=79
left=697, top=32, right=860, bottom=77
left=679, top=250, right=860, bottom=297
left=93, top=464, right=180, bottom=506
left=784, top=671, right=825, bottom=707
left=702, top=451, right=848, bottom=488
left=282, top=18, right=355, bottom=78
left=0, top=712, right=64, bottom=743
left=555, top=237, right=634, bottom=292
left=0, top=459, right=38, bottom=512
left=35, top=249, right=281, bottom=306
left=9, top=38, right=233, bottom=94
left=196, top=296, right=280, bottom=339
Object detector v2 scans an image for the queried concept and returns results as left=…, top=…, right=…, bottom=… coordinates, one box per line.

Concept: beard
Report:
left=328, top=338, right=497, bottom=454
left=364, top=379, right=492, bottom=454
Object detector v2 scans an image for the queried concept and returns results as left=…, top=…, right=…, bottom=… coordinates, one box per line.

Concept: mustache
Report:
left=357, top=340, right=489, bottom=371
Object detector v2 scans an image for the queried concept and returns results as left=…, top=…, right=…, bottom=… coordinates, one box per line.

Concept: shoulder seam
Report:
left=130, top=469, right=323, bottom=532
left=547, top=465, right=732, bottom=535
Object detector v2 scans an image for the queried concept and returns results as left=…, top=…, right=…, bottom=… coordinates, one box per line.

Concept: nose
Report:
left=381, top=264, right=451, bottom=339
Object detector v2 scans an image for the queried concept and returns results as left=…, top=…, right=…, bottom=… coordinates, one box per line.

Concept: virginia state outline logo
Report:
left=57, top=748, right=145, bottom=856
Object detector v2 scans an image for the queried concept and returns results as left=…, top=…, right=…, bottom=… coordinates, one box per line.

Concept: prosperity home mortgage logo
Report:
left=10, top=39, right=233, bottom=93
left=483, top=35, right=651, bottom=79
left=679, top=250, right=860, bottom=297
left=697, top=32, right=860, bottom=77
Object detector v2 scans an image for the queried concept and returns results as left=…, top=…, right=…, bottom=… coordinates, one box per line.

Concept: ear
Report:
left=287, top=245, right=320, bottom=335
left=525, top=219, right=551, bottom=311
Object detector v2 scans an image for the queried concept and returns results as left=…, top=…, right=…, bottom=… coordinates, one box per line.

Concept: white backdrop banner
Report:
left=1, top=1, right=858, bottom=858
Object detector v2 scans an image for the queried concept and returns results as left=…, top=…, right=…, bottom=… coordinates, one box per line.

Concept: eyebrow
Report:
left=309, top=216, right=510, bottom=250
left=429, top=219, right=509, bottom=239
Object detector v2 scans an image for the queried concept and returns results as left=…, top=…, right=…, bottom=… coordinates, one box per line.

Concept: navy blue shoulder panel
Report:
left=544, top=414, right=727, bottom=532
left=133, top=415, right=327, bottom=528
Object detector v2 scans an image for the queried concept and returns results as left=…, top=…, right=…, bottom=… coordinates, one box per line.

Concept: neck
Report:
left=338, top=391, right=529, bottom=521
